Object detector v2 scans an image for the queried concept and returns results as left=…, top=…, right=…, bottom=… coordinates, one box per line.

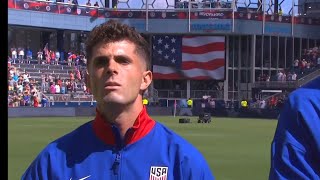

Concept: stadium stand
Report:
left=256, top=46, right=320, bottom=82
left=8, top=52, right=91, bottom=107
left=8, top=0, right=320, bottom=119
left=7, top=43, right=319, bottom=111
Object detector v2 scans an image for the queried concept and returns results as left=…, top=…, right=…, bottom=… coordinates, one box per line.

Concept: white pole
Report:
left=232, top=0, right=235, bottom=33
left=146, top=0, right=149, bottom=32
left=262, top=0, right=265, bottom=34
left=173, top=99, right=177, bottom=117
left=188, top=0, right=191, bottom=32
left=291, top=0, right=294, bottom=37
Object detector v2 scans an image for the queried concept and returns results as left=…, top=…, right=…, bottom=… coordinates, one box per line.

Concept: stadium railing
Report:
left=157, top=89, right=223, bottom=99
left=296, top=68, right=320, bottom=87
left=252, top=68, right=320, bottom=89
left=45, top=93, right=95, bottom=102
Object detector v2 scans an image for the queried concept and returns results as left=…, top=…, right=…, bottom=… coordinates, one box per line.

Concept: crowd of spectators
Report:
left=9, top=44, right=318, bottom=107
left=7, top=64, right=49, bottom=107
left=8, top=44, right=92, bottom=107
left=257, top=46, right=320, bottom=82
left=40, top=67, right=90, bottom=95
left=248, top=94, right=287, bottom=109
left=10, top=46, right=88, bottom=67
left=10, top=47, right=33, bottom=64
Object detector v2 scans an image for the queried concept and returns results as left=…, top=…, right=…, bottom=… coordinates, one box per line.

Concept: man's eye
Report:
left=120, top=60, right=129, bottom=64
left=117, top=57, right=130, bottom=65
left=94, top=60, right=108, bottom=67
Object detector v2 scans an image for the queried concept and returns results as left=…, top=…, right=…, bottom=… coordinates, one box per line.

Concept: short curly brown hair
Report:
left=85, top=20, right=150, bottom=70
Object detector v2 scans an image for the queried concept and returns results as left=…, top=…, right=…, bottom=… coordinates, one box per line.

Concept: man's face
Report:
left=87, top=40, right=151, bottom=107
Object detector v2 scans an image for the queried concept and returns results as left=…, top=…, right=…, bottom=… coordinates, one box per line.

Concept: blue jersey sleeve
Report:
left=21, top=150, right=51, bottom=180
left=21, top=142, right=63, bottom=180
left=179, top=150, right=215, bottom=180
left=269, top=84, right=320, bottom=180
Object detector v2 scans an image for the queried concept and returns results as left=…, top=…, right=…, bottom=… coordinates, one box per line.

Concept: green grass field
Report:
left=9, top=116, right=278, bottom=180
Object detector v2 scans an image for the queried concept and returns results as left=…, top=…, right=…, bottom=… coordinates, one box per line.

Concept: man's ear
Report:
left=85, top=70, right=91, bottom=89
left=140, top=70, right=152, bottom=91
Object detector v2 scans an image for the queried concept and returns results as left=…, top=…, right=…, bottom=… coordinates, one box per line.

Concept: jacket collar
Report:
left=92, top=106, right=155, bottom=146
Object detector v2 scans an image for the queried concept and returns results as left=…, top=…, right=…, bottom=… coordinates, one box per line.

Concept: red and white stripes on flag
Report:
left=152, top=35, right=225, bottom=80
left=181, top=36, right=225, bottom=79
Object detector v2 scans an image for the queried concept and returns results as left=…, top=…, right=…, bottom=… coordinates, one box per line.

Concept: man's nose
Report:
left=106, top=59, right=119, bottom=75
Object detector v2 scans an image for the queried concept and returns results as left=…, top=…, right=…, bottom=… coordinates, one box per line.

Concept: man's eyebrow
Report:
left=114, top=54, right=133, bottom=61
left=92, top=56, right=109, bottom=62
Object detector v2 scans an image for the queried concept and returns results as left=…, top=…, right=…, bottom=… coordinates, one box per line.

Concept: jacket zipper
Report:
left=112, top=152, right=121, bottom=175
left=112, top=126, right=133, bottom=179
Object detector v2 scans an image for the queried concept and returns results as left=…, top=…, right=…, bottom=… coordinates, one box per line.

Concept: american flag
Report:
left=43, top=43, right=49, bottom=58
left=152, top=35, right=225, bottom=80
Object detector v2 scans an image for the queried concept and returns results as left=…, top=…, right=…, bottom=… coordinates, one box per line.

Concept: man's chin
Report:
left=102, top=96, right=124, bottom=105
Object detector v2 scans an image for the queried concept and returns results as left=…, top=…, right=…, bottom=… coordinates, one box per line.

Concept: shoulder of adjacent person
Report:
left=288, top=77, right=320, bottom=110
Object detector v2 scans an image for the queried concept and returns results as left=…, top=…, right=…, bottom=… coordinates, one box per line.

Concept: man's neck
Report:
left=97, top=102, right=143, bottom=138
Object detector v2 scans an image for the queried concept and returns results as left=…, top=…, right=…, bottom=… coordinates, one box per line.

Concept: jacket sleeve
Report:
left=180, top=151, right=215, bottom=180
left=269, top=96, right=320, bottom=180
left=21, top=149, right=52, bottom=180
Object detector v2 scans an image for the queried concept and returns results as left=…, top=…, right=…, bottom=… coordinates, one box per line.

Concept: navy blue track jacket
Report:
left=269, top=77, right=320, bottom=179
left=22, top=107, right=214, bottom=180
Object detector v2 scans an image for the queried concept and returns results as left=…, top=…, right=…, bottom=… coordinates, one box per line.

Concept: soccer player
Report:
left=22, top=20, right=214, bottom=180
left=269, top=76, right=320, bottom=179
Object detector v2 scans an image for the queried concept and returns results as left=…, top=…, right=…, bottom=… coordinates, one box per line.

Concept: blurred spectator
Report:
left=37, top=49, right=43, bottom=64
left=208, top=98, right=215, bottom=109
left=41, top=96, right=49, bottom=107
left=57, top=77, right=62, bottom=87
left=277, top=71, right=283, bottom=81
left=11, top=47, right=17, bottom=63
left=69, top=71, right=75, bottom=81
left=32, top=92, right=40, bottom=107
left=23, top=72, right=30, bottom=83
left=41, top=72, right=46, bottom=92
left=86, top=0, right=91, bottom=6
left=23, top=91, right=31, bottom=106
left=278, top=7, right=283, bottom=16
left=61, top=81, right=66, bottom=94
left=83, top=82, right=87, bottom=94
left=67, top=51, right=74, bottom=66
left=56, top=84, right=61, bottom=94
left=287, top=72, right=292, bottom=81
left=71, top=80, right=77, bottom=93
left=19, top=48, right=24, bottom=63
left=26, top=48, right=32, bottom=64
left=292, top=72, right=297, bottom=81
left=66, top=80, right=72, bottom=92
left=50, top=82, right=56, bottom=94
left=76, top=69, right=81, bottom=80
left=82, top=54, right=87, bottom=65
left=50, top=50, right=56, bottom=65
left=72, top=0, right=78, bottom=5
left=293, top=59, right=299, bottom=69
left=260, top=99, right=266, bottom=109
left=94, top=1, right=99, bottom=7
left=55, top=50, right=60, bottom=65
